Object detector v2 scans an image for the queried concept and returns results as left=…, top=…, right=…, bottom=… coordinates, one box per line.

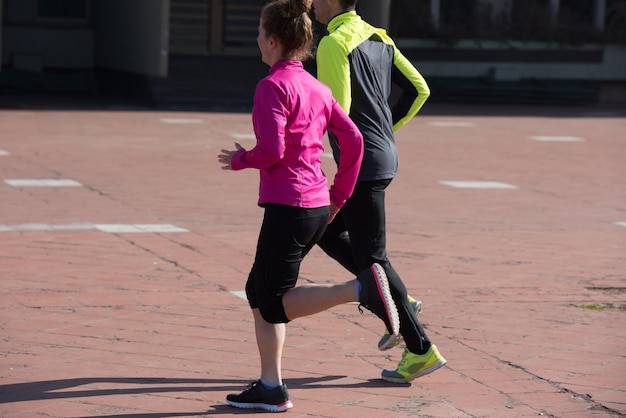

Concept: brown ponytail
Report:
left=261, top=0, right=313, bottom=60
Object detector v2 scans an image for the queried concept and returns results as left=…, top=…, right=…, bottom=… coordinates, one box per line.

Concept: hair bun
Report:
left=286, top=0, right=311, bottom=16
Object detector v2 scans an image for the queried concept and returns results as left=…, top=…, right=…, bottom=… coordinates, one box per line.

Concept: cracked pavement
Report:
left=1, top=97, right=625, bottom=417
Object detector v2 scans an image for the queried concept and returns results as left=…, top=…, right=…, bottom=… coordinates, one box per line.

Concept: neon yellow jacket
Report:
left=317, top=11, right=430, bottom=180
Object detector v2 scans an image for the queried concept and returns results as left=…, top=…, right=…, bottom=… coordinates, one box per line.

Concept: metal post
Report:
left=485, top=0, right=512, bottom=20
left=592, top=0, right=606, bottom=30
left=549, top=0, right=560, bottom=26
left=430, top=0, right=440, bottom=30
left=0, top=0, right=3, bottom=72
left=210, top=0, right=223, bottom=54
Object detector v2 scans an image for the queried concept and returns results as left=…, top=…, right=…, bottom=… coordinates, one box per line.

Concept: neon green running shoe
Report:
left=381, top=344, right=447, bottom=383
left=377, top=296, right=422, bottom=351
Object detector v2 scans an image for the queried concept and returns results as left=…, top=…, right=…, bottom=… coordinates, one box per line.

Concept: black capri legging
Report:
left=246, top=203, right=329, bottom=324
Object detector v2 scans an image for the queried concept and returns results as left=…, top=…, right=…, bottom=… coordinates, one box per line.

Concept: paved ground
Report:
left=1, top=96, right=625, bottom=417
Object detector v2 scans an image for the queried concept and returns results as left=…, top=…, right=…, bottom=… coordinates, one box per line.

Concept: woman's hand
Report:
left=218, top=142, right=244, bottom=170
left=328, top=201, right=340, bottom=224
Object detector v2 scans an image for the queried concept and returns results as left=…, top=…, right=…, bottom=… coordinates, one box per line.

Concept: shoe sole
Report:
left=381, top=358, right=447, bottom=383
left=370, top=263, right=400, bottom=338
left=227, top=400, right=293, bottom=412
left=378, top=300, right=422, bottom=351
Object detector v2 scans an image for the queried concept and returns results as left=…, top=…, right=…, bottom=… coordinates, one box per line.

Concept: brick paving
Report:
left=1, top=97, right=625, bottom=417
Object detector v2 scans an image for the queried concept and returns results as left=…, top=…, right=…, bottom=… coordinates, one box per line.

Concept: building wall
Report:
left=399, top=40, right=626, bottom=83
left=2, top=0, right=93, bottom=70
left=1, top=0, right=168, bottom=77
left=1, top=0, right=623, bottom=100
left=92, top=0, right=169, bottom=77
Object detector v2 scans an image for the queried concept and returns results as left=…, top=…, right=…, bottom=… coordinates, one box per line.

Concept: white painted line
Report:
left=0, top=150, right=9, bottom=156
left=529, top=136, right=585, bottom=142
left=0, top=223, right=189, bottom=233
left=615, top=222, right=626, bottom=228
left=439, top=181, right=518, bottom=189
left=5, top=179, right=83, bottom=187
left=230, top=290, right=248, bottom=301
left=133, top=224, right=189, bottom=233
left=428, top=121, right=475, bottom=127
left=94, top=224, right=143, bottom=233
left=94, top=224, right=188, bottom=233
left=230, top=133, right=256, bottom=140
left=0, top=223, right=93, bottom=232
left=160, top=118, right=204, bottom=124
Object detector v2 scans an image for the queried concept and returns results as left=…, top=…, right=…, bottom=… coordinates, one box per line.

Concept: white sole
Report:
left=371, top=263, right=400, bottom=338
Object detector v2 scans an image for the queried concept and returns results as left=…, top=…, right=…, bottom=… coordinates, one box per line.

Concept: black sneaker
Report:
left=226, top=380, right=293, bottom=412
left=356, top=263, right=400, bottom=338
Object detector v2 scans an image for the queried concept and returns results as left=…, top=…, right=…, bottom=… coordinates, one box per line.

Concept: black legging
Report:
left=247, top=204, right=329, bottom=324
left=317, top=179, right=431, bottom=355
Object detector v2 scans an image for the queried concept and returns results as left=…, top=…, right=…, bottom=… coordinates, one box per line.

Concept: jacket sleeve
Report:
left=316, top=37, right=352, bottom=114
left=327, top=100, right=364, bottom=208
left=390, top=46, right=430, bottom=132
left=231, top=80, right=286, bottom=170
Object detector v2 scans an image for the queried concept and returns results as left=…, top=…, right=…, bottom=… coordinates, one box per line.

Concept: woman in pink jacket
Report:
left=217, top=0, right=401, bottom=412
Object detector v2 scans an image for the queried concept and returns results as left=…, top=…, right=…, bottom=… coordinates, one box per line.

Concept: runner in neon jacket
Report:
left=316, top=9, right=430, bottom=181
left=311, top=0, right=446, bottom=383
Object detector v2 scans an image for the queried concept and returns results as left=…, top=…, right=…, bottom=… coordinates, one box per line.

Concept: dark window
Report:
left=560, top=0, right=595, bottom=26
left=37, top=0, right=88, bottom=20
left=606, top=0, right=626, bottom=43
